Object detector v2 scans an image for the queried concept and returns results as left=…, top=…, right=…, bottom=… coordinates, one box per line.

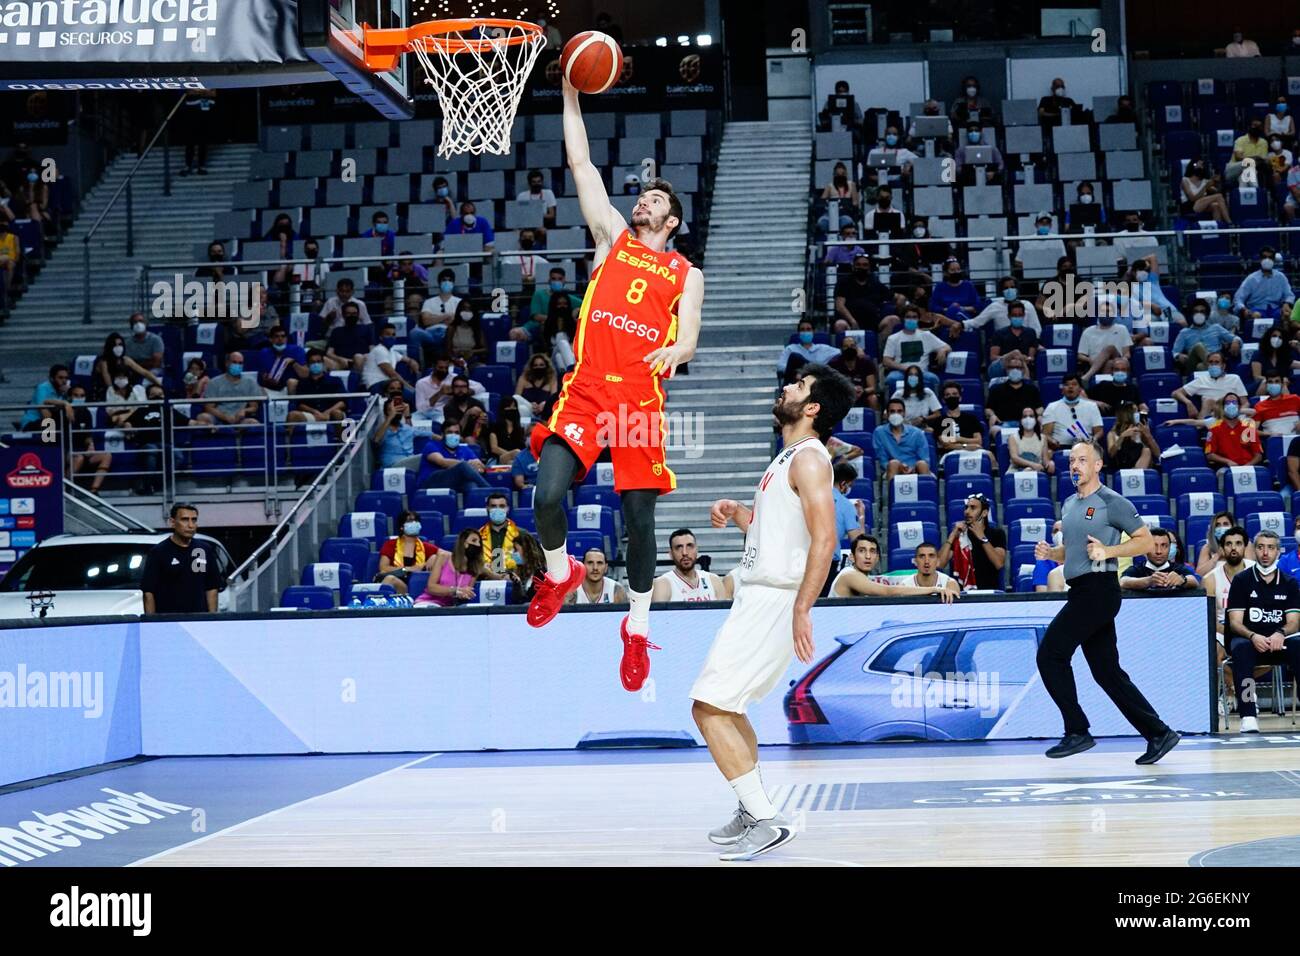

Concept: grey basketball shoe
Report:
left=708, top=804, right=755, bottom=845
left=718, top=815, right=797, bottom=861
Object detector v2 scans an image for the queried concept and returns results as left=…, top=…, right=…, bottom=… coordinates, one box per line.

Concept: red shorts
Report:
left=529, top=371, right=676, bottom=494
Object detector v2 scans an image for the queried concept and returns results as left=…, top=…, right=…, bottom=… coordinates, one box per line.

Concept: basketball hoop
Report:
left=364, top=19, right=546, bottom=157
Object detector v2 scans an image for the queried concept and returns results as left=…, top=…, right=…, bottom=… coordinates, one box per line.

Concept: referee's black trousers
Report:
left=1036, top=572, right=1169, bottom=739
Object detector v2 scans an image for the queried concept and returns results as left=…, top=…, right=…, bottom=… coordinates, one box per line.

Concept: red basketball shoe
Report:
left=619, top=616, right=661, bottom=692
left=526, top=555, right=584, bottom=628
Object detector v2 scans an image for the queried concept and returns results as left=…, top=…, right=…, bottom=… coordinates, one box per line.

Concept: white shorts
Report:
left=689, top=583, right=798, bottom=715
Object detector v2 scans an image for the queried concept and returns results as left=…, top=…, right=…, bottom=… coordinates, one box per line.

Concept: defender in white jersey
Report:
left=566, top=548, right=628, bottom=605
left=690, top=364, right=855, bottom=862
left=652, top=528, right=726, bottom=602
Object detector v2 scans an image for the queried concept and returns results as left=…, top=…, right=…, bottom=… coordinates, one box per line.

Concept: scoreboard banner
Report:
left=0, top=444, right=63, bottom=577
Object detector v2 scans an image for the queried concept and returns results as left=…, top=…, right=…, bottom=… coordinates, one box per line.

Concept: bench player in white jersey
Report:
left=567, top=548, right=628, bottom=605
left=1201, top=524, right=1253, bottom=719
left=893, top=542, right=963, bottom=596
left=651, top=528, right=727, bottom=602
left=830, top=535, right=958, bottom=602
left=690, top=364, right=854, bottom=861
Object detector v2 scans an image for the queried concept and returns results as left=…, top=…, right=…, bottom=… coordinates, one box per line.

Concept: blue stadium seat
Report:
left=1035, top=348, right=1075, bottom=380
left=570, top=503, right=616, bottom=556
left=439, top=534, right=459, bottom=553
left=480, top=314, right=511, bottom=347
left=512, top=507, right=537, bottom=533
left=408, top=571, right=431, bottom=596
left=278, top=586, right=336, bottom=610
left=1129, top=496, right=1173, bottom=518
left=1168, top=467, right=1218, bottom=499
left=1139, top=373, right=1182, bottom=406
left=1232, top=491, right=1284, bottom=516
left=848, top=478, right=875, bottom=503
left=944, top=474, right=995, bottom=506
left=940, top=450, right=992, bottom=478
left=463, top=486, right=505, bottom=509
left=890, top=502, right=941, bottom=526
left=318, top=537, right=371, bottom=578
left=1266, top=435, right=1291, bottom=488
left=476, top=363, right=515, bottom=397
left=1155, top=424, right=1199, bottom=451
left=1220, top=464, right=1272, bottom=498
left=452, top=509, right=488, bottom=534
left=1008, top=516, right=1052, bottom=549
left=414, top=510, right=448, bottom=538
left=355, top=490, right=404, bottom=520
left=835, top=430, right=874, bottom=454
left=1003, top=498, right=1055, bottom=524
left=575, top=485, right=624, bottom=512
left=300, top=562, right=353, bottom=604
left=412, top=487, right=458, bottom=512
left=1146, top=80, right=1184, bottom=109
left=337, top=511, right=390, bottom=545
left=1111, top=468, right=1162, bottom=498
left=835, top=407, right=877, bottom=433
left=889, top=473, right=939, bottom=506
left=1165, top=446, right=1208, bottom=470
left=888, top=520, right=941, bottom=555
left=1003, top=470, right=1050, bottom=501
left=1246, top=510, right=1292, bottom=540
left=1176, top=490, right=1226, bottom=521
left=1131, top=346, right=1173, bottom=376
left=566, top=530, right=605, bottom=559
left=1238, top=220, right=1280, bottom=261
left=372, top=466, right=417, bottom=497
left=364, top=551, right=381, bottom=582
left=1184, top=515, right=1214, bottom=553
left=1186, top=230, right=1230, bottom=261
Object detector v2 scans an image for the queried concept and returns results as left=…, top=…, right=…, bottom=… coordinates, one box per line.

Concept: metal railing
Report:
left=63, top=481, right=155, bottom=534
left=5, top=392, right=380, bottom=518
left=82, top=93, right=187, bottom=324
left=226, top=393, right=385, bottom=612
left=810, top=224, right=1300, bottom=319
left=137, top=246, right=602, bottom=317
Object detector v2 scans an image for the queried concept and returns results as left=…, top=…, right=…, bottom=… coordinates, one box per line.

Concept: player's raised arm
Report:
left=562, top=78, right=626, bottom=260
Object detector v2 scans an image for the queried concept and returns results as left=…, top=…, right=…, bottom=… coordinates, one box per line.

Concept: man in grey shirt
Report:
left=125, top=313, right=166, bottom=372
left=1033, top=439, right=1180, bottom=764
left=197, top=351, right=264, bottom=425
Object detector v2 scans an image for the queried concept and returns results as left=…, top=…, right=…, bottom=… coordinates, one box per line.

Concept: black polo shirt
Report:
left=1121, top=560, right=1196, bottom=591
left=1226, top=565, right=1300, bottom=637
left=296, top=374, right=346, bottom=413
left=140, top=537, right=221, bottom=613
left=833, top=273, right=892, bottom=332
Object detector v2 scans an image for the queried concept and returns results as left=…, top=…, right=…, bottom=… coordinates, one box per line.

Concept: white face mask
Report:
left=1053, top=531, right=1063, bottom=547
left=912, top=226, right=926, bottom=238
left=1021, top=416, right=1037, bottom=431
left=888, top=412, right=904, bottom=428
left=1271, top=336, right=1284, bottom=348
left=1079, top=193, right=1093, bottom=204
left=132, top=323, right=146, bottom=335
left=114, top=377, right=129, bottom=389
left=1271, top=140, right=1283, bottom=151
left=112, top=344, right=125, bottom=357
left=1257, top=561, right=1278, bottom=576
left=966, top=85, right=978, bottom=97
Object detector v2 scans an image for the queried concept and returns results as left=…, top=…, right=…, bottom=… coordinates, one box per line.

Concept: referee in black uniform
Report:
left=141, top=503, right=221, bottom=614
left=1033, top=440, right=1180, bottom=763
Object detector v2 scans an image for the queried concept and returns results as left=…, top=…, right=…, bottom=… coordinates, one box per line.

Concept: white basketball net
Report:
left=410, top=24, right=548, bottom=157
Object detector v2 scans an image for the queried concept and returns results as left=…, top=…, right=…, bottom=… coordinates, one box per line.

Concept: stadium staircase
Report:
left=658, top=120, right=812, bottom=569
left=0, top=144, right=256, bottom=411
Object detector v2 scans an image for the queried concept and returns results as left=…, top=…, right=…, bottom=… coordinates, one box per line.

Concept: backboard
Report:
left=299, top=0, right=414, bottom=119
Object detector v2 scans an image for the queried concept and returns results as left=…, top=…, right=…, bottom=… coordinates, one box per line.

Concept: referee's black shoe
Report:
left=1135, top=728, right=1180, bottom=765
left=1045, top=733, right=1096, bottom=758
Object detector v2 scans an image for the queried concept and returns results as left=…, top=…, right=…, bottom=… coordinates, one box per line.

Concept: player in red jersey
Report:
left=526, top=77, right=705, bottom=693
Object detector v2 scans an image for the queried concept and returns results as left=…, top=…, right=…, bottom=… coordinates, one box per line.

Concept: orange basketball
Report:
left=560, top=30, right=623, bottom=94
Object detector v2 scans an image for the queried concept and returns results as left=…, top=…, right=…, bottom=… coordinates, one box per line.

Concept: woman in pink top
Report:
left=416, top=528, right=488, bottom=607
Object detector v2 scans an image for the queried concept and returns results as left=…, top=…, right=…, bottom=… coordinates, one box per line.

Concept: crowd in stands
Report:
left=0, top=142, right=65, bottom=317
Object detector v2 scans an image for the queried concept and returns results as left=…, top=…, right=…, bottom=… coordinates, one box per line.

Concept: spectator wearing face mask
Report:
left=479, top=492, right=524, bottom=574
left=417, top=420, right=491, bottom=492
left=987, top=301, right=1039, bottom=379
left=1285, top=157, right=1300, bottom=223
left=1227, top=121, right=1272, bottom=186
left=1233, top=249, right=1295, bottom=319
left=819, top=79, right=864, bottom=132
left=935, top=381, right=991, bottom=463
left=388, top=255, right=430, bottom=300
left=64, top=384, right=111, bottom=495
left=777, top=320, right=840, bottom=383
left=866, top=129, right=918, bottom=179
left=412, top=268, right=461, bottom=362
left=1086, top=357, right=1144, bottom=416
left=967, top=276, right=1043, bottom=335
left=489, top=403, right=526, bottom=465
left=325, top=302, right=373, bottom=372
left=1112, top=214, right=1154, bottom=263
left=428, top=174, right=456, bottom=219
left=289, top=349, right=346, bottom=424
left=1204, top=290, right=1240, bottom=335
left=93, top=332, right=159, bottom=401
left=954, top=123, right=1004, bottom=186
left=1268, top=135, right=1294, bottom=180
left=529, top=266, right=582, bottom=319
left=196, top=241, right=232, bottom=283
left=501, top=227, right=549, bottom=291
left=950, top=76, right=993, bottom=128
left=818, top=161, right=860, bottom=233
left=123, top=313, right=165, bottom=374
left=1173, top=301, right=1239, bottom=374
left=1250, top=374, right=1300, bottom=434
left=1010, top=409, right=1051, bottom=474
left=1121, top=528, right=1198, bottom=592
left=1106, top=403, right=1160, bottom=471
left=1251, top=326, right=1298, bottom=385
left=1065, top=181, right=1108, bottom=230
left=258, top=325, right=309, bottom=396
left=881, top=307, right=948, bottom=393
left=295, top=238, right=328, bottom=289
left=363, top=322, right=420, bottom=397
left=829, top=336, right=879, bottom=411
left=445, top=303, right=488, bottom=365
left=197, top=352, right=264, bottom=425
left=872, top=397, right=932, bottom=479
left=183, top=358, right=209, bottom=399
left=376, top=510, right=440, bottom=594
left=360, top=210, right=396, bottom=257
left=862, top=185, right=904, bottom=236
left=320, top=277, right=371, bottom=334
left=986, top=353, right=1044, bottom=423
left=824, top=224, right=866, bottom=271
left=517, top=168, right=558, bottom=227
left=893, top=218, right=953, bottom=274
left=1077, top=308, right=1133, bottom=381
left=1042, top=373, right=1104, bottom=449
left=929, top=256, right=985, bottom=323
left=1036, top=77, right=1077, bottom=125
left=891, top=364, right=942, bottom=430
left=1205, top=393, right=1263, bottom=469
left=1224, top=29, right=1260, bottom=57
left=1173, top=352, right=1249, bottom=418
left=907, top=100, right=953, bottom=152
left=446, top=200, right=495, bottom=250
left=833, top=253, right=893, bottom=334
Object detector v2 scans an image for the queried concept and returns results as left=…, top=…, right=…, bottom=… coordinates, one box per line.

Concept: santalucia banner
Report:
left=0, top=0, right=309, bottom=66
